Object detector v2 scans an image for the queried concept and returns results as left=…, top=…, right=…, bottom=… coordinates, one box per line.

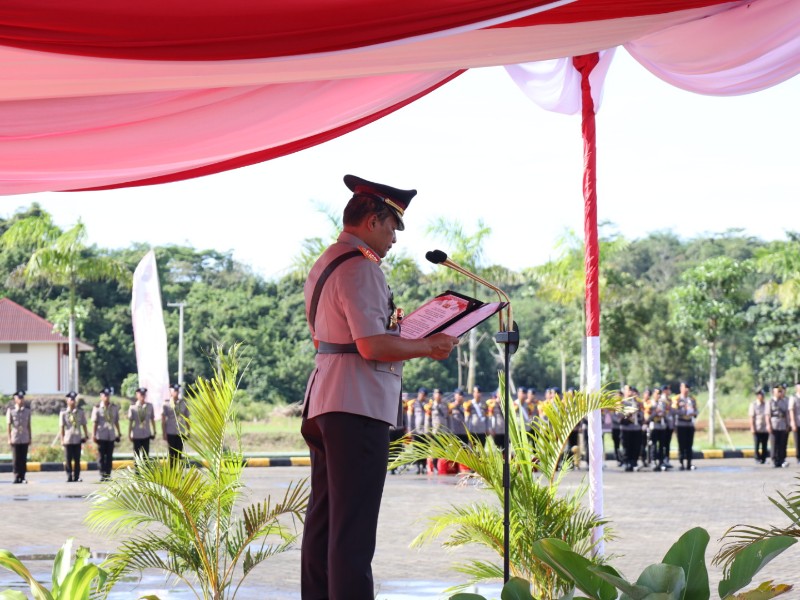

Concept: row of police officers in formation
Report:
left=6, top=385, right=190, bottom=484
left=395, top=381, right=800, bottom=473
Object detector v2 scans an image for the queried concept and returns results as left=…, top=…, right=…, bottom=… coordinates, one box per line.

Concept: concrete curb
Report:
left=604, top=448, right=797, bottom=461
left=0, top=455, right=312, bottom=473
left=3, top=448, right=797, bottom=473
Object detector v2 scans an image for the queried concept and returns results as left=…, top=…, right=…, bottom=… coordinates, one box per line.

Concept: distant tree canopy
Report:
left=1, top=205, right=797, bottom=404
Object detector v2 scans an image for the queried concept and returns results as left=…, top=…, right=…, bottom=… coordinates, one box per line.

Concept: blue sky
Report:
left=5, top=50, right=799, bottom=280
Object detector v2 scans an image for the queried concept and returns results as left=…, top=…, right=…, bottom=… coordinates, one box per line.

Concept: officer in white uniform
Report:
left=300, top=174, right=458, bottom=600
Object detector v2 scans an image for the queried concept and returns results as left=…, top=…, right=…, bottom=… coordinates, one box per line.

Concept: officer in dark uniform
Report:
left=674, top=382, right=698, bottom=470
left=60, top=391, right=89, bottom=482
left=162, top=383, right=190, bottom=461
left=766, top=384, right=789, bottom=468
left=300, top=174, right=458, bottom=600
left=7, top=390, right=31, bottom=484
left=92, top=387, right=121, bottom=481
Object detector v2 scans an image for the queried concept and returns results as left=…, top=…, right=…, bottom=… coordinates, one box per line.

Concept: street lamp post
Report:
left=167, top=302, right=186, bottom=389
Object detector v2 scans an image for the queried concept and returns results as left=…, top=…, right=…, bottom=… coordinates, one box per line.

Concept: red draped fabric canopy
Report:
left=2, top=0, right=797, bottom=194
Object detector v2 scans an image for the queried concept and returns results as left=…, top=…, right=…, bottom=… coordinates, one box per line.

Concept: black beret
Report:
left=170, top=383, right=181, bottom=391
left=100, top=387, right=112, bottom=396
left=135, top=387, right=148, bottom=395
left=65, top=391, right=77, bottom=399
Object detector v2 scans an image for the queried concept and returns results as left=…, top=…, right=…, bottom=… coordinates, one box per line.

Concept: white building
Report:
left=0, top=298, right=92, bottom=395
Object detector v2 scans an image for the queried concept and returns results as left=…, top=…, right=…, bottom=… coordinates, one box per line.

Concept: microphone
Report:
left=425, top=249, right=513, bottom=332
left=425, top=250, right=448, bottom=265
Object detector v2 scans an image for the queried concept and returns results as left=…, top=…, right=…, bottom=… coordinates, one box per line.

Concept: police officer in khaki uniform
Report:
left=789, top=382, right=800, bottom=464
left=7, top=390, right=31, bottom=484
left=92, top=387, right=121, bottom=481
left=128, top=387, right=156, bottom=459
left=60, top=391, right=89, bottom=482
left=465, top=385, right=488, bottom=447
left=448, top=387, right=469, bottom=445
left=300, top=174, right=458, bottom=600
left=162, top=383, right=190, bottom=461
left=749, top=389, right=769, bottom=464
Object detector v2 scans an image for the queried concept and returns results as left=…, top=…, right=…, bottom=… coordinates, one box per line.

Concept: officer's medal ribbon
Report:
left=388, top=307, right=404, bottom=330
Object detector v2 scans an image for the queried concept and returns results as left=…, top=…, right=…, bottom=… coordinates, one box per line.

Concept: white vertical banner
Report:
left=131, top=250, right=170, bottom=419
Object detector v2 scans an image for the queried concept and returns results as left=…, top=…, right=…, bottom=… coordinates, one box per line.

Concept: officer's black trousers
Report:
left=676, top=426, right=695, bottom=467
left=664, top=428, right=674, bottom=462
left=301, top=412, right=389, bottom=600
left=167, top=434, right=184, bottom=461
left=771, top=430, right=788, bottom=466
left=11, top=443, right=28, bottom=480
left=64, top=443, right=81, bottom=480
left=794, top=430, right=800, bottom=463
left=611, top=427, right=621, bottom=463
left=651, top=429, right=668, bottom=465
left=97, top=440, right=115, bottom=478
left=132, top=437, right=150, bottom=460
left=621, top=429, right=642, bottom=469
left=753, top=432, right=769, bottom=463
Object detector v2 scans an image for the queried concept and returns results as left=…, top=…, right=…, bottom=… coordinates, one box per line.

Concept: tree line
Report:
left=1, top=204, right=798, bottom=406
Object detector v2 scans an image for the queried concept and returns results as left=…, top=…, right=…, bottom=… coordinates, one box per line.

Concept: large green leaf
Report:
left=501, top=577, right=535, bottom=600
left=0, top=591, right=29, bottom=600
left=531, top=539, right=618, bottom=600
left=593, top=569, right=652, bottom=600
left=718, top=537, right=796, bottom=598
left=450, top=594, right=487, bottom=600
left=0, top=550, right=53, bottom=600
left=49, top=539, right=72, bottom=596
left=661, top=527, right=709, bottom=600
left=57, top=564, right=106, bottom=600
left=634, top=564, right=685, bottom=598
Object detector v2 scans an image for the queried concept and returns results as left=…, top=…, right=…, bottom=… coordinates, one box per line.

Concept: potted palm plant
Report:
left=391, top=383, right=620, bottom=599
left=85, top=345, right=309, bottom=600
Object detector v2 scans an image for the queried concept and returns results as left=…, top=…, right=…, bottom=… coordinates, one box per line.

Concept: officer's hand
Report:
left=150, top=434, right=156, bottom=440
left=426, top=333, right=459, bottom=360
left=81, top=437, right=87, bottom=444
left=115, top=436, right=121, bottom=443
left=93, top=436, right=99, bottom=444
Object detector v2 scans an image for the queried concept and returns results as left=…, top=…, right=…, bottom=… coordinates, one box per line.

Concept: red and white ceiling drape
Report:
left=1, top=0, right=797, bottom=195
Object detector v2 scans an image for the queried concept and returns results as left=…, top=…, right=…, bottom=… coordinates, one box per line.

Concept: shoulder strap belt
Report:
left=308, top=249, right=362, bottom=353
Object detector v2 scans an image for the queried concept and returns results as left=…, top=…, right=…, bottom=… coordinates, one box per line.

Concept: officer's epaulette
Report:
left=357, top=245, right=380, bottom=263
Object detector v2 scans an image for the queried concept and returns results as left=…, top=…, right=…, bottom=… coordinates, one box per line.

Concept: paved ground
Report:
left=2, top=458, right=800, bottom=599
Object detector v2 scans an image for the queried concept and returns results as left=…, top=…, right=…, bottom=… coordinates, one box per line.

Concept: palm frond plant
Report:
left=390, top=381, right=620, bottom=598
left=85, top=345, right=309, bottom=600
left=713, top=475, right=800, bottom=578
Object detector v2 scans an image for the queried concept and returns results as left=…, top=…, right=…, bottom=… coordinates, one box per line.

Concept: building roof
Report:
left=0, top=298, right=93, bottom=350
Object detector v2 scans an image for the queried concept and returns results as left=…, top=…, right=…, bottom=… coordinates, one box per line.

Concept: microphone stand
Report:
left=426, top=250, right=518, bottom=583
left=496, top=317, right=518, bottom=583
